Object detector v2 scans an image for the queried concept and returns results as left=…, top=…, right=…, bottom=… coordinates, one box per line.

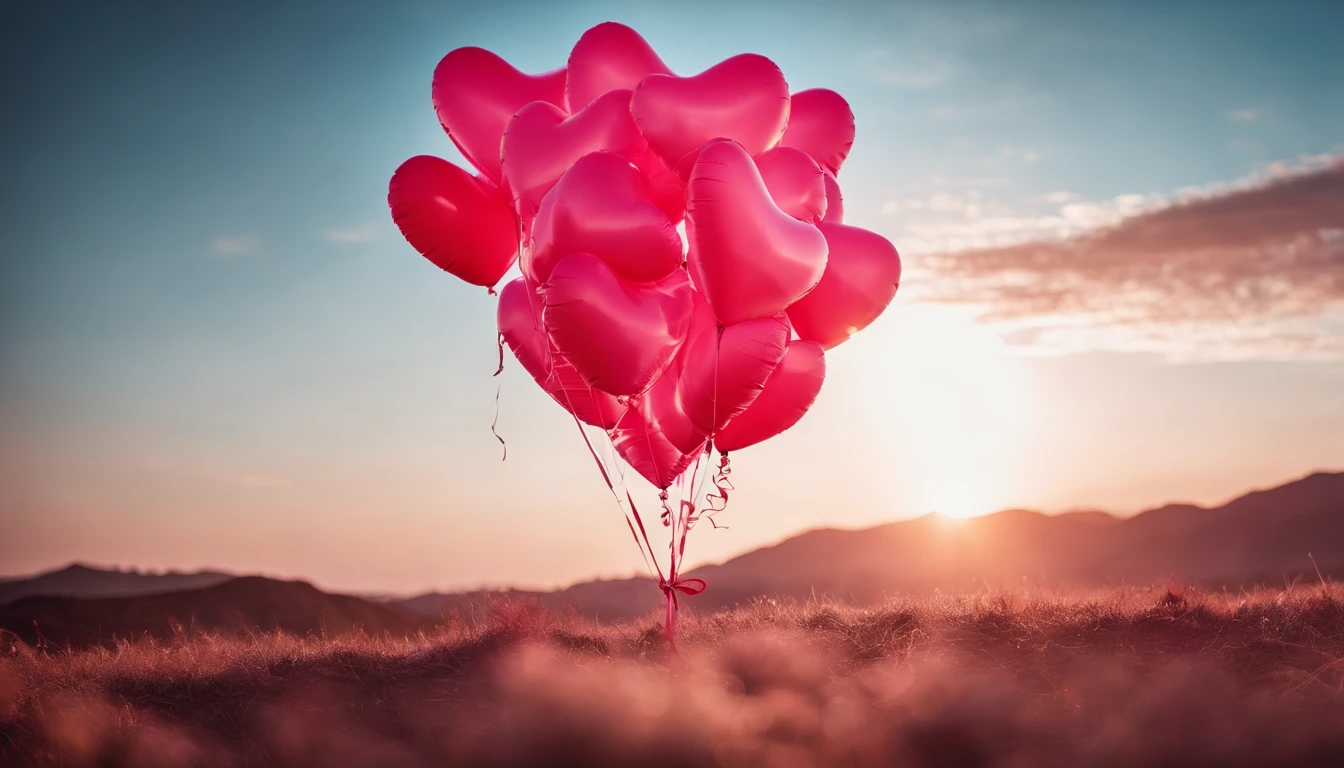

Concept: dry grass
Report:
left=3, top=584, right=1344, bottom=766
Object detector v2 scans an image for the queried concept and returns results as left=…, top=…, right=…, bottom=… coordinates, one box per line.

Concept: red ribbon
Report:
left=658, top=574, right=706, bottom=647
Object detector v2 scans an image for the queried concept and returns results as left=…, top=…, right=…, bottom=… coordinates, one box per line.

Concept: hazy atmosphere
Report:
left=3, top=0, right=1342, bottom=594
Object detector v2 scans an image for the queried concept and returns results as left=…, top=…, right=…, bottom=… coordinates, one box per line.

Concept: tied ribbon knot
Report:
left=658, top=574, right=706, bottom=647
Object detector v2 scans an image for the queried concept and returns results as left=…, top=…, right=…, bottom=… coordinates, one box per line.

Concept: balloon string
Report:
left=491, top=332, right=506, bottom=461
left=704, top=453, right=732, bottom=522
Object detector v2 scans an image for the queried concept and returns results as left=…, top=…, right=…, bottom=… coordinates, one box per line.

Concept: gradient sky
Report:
left=2, top=1, right=1342, bottom=594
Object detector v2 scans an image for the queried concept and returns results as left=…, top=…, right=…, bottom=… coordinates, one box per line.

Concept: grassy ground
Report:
left=3, top=584, right=1344, bottom=767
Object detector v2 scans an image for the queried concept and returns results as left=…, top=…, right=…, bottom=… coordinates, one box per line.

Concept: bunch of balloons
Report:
left=389, top=22, right=901, bottom=640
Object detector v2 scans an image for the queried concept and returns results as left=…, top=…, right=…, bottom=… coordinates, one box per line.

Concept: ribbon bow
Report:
left=658, top=574, right=706, bottom=648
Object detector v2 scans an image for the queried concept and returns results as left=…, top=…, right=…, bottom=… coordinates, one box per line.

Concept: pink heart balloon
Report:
left=432, top=47, right=566, bottom=185
left=527, top=151, right=682, bottom=285
left=631, top=54, right=790, bottom=177
left=612, top=373, right=706, bottom=489
left=787, top=223, right=902, bottom=349
left=780, top=88, right=855, bottom=176
left=566, top=22, right=673, bottom=112
left=497, top=278, right=624, bottom=429
left=686, top=139, right=828, bottom=325
left=821, top=170, right=844, bottom=224
left=502, top=89, right=676, bottom=226
left=388, top=155, right=519, bottom=288
left=543, top=253, right=694, bottom=396
left=755, top=146, right=827, bottom=225
left=675, top=298, right=791, bottom=436
left=714, top=341, right=826, bottom=452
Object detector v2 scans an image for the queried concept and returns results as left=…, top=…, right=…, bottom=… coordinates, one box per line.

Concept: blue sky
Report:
left=2, top=1, right=1342, bottom=592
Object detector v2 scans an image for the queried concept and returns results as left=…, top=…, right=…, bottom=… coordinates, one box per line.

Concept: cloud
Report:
left=323, top=223, right=378, bottom=243
left=1227, top=108, right=1263, bottom=122
left=910, top=155, right=1344, bottom=361
left=211, top=234, right=259, bottom=256
left=864, top=49, right=950, bottom=89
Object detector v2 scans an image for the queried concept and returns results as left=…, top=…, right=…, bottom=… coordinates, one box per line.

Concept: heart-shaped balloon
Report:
left=497, top=278, right=624, bottom=429
left=756, top=146, right=827, bottom=225
left=388, top=155, right=519, bottom=288
left=780, top=88, right=855, bottom=177
left=527, top=151, right=683, bottom=285
left=543, top=253, right=694, bottom=396
left=631, top=54, right=790, bottom=177
left=787, top=223, right=902, bottom=349
left=432, top=47, right=566, bottom=185
left=686, top=139, right=828, bottom=325
left=611, top=373, right=706, bottom=489
left=714, top=340, right=826, bottom=452
left=821, top=170, right=844, bottom=224
left=566, top=22, right=673, bottom=112
left=675, top=298, right=791, bottom=435
left=502, top=89, right=677, bottom=225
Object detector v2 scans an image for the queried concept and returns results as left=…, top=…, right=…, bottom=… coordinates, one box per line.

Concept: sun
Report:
left=856, top=302, right=1036, bottom=520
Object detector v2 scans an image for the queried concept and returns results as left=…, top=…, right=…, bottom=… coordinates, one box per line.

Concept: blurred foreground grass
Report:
left=3, top=584, right=1344, bottom=767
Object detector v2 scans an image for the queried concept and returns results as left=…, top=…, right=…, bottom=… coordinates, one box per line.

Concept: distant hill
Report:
left=401, top=470, right=1344, bottom=621
left=0, top=563, right=233, bottom=606
left=0, top=576, right=421, bottom=649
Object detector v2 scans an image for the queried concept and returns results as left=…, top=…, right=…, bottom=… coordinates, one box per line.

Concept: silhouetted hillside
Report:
left=0, top=563, right=233, bottom=605
left=402, top=470, right=1344, bottom=621
left=0, top=576, right=421, bottom=649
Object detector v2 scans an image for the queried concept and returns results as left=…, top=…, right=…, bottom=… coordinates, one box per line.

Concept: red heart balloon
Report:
left=527, top=151, right=683, bottom=285
left=780, top=88, right=855, bottom=177
left=686, top=139, right=828, bottom=325
left=502, top=89, right=673, bottom=226
left=756, top=146, right=827, bottom=225
left=611, top=373, right=705, bottom=489
left=714, top=341, right=826, bottom=452
left=497, top=278, right=624, bottom=429
left=388, top=155, right=519, bottom=288
left=543, top=253, right=694, bottom=396
left=432, top=47, right=566, bottom=186
left=631, top=54, right=790, bottom=177
left=821, top=170, right=844, bottom=224
left=566, top=22, right=673, bottom=112
left=675, top=298, right=791, bottom=436
left=787, top=223, right=902, bottom=349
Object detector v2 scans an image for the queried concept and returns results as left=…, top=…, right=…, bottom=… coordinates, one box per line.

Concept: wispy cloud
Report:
left=1227, top=108, right=1264, bottom=122
left=323, top=223, right=378, bottom=243
left=863, top=49, right=951, bottom=89
left=211, top=234, right=259, bottom=256
left=906, top=154, right=1344, bottom=361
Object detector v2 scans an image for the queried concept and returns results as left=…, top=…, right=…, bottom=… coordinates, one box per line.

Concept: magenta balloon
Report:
left=502, top=89, right=676, bottom=226
left=714, top=341, right=826, bottom=452
left=566, top=22, right=673, bottom=111
left=686, top=139, right=828, bottom=325
left=527, top=151, right=683, bottom=285
left=431, top=47, right=566, bottom=185
left=780, top=88, right=855, bottom=177
left=612, top=373, right=706, bottom=489
left=631, top=54, right=790, bottom=177
left=388, top=155, right=519, bottom=288
left=543, top=253, right=694, bottom=396
left=787, top=223, right=902, bottom=349
left=497, top=278, right=624, bottom=429
left=755, top=146, right=827, bottom=225
left=675, top=298, right=791, bottom=435
left=821, top=170, right=844, bottom=224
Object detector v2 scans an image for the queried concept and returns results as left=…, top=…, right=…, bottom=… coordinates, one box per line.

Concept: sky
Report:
left=2, top=0, right=1342, bottom=594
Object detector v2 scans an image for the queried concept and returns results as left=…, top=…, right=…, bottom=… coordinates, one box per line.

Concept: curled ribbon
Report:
left=702, top=452, right=732, bottom=526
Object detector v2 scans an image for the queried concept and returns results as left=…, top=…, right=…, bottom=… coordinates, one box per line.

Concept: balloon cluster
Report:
left=390, top=22, right=901, bottom=492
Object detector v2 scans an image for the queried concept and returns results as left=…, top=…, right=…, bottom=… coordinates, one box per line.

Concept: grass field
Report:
left=4, top=584, right=1344, bottom=767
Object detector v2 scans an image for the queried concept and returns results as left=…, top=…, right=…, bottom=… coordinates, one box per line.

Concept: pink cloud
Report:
left=915, top=156, right=1344, bottom=360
